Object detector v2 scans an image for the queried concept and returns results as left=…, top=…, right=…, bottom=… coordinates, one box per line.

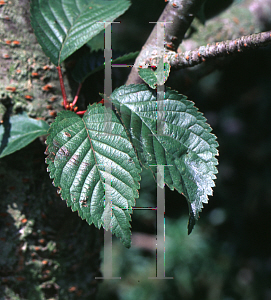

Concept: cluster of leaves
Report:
left=0, top=0, right=219, bottom=247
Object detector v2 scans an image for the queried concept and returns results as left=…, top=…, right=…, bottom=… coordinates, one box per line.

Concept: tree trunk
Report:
left=0, top=1, right=102, bottom=299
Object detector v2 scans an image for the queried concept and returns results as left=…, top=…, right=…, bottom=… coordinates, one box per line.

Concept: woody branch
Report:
left=126, top=0, right=206, bottom=85
left=162, top=31, right=271, bottom=70
left=126, top=0, right=271, bottom=85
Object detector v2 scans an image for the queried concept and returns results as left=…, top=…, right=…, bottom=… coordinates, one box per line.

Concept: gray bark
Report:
left=0, top=1, right=101, bottom=299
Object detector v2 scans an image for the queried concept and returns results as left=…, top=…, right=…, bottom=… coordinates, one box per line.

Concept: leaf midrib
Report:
left=121, top=100, right=215, bottom=164
left=57, top=1, right=125, bottom=65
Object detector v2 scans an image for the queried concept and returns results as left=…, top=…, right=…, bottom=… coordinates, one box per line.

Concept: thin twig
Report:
left=163, top=30, right=271, bottom=69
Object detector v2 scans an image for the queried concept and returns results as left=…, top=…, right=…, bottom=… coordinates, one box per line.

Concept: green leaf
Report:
left=30, top=0, right=131, bottom=66
left=72, top=50, right=139, bottom=83
left=196, top=1, right=206, bottom=25
left=45, top=104, right=141, bottom=248
left=111, top=84, right=218, bottom=233
left=0, top=113, right=49, bottom=158
left=138, top=60, right=170, bottom=89
left=87, top=30, right=106, bottom=51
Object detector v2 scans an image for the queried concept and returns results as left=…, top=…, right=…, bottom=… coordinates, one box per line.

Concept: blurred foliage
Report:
left=97, top=216, right=229, bottom=300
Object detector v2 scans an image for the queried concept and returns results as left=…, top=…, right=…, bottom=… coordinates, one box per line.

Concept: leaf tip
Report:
left=187, top=211, right=196, bottom=235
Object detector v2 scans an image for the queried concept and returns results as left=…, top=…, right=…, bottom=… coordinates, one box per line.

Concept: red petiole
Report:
left=71, top=83, right=82, bottom=107
left=57, top=66, right=68, bottom=108
left=57, top=66, right=85, bottom=115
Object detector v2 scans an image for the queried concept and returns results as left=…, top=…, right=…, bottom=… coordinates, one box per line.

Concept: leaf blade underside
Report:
left=72, top=50, right=139, bottom=83
left=0, top=113, right=49, bottom=158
